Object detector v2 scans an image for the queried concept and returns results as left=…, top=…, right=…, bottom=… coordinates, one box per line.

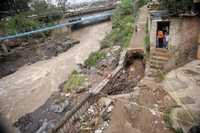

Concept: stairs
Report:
left=146, top=48, right=170, bottom=78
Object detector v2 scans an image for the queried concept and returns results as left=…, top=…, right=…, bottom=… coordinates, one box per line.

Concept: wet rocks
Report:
left=49, top=100, right=70, bottom=113
left=36, top=119, right=58, bottom=133
left=14, top=114, right=35, bottom=133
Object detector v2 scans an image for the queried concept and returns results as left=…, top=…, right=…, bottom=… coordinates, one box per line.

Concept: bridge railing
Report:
left=0, top=11, right=113, bottom=41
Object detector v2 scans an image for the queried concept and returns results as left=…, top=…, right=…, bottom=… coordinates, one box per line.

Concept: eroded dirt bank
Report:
left=0, top=22, right=112, bottom=123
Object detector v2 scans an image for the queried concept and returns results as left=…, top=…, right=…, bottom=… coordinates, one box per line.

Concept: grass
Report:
left=84, top=51, right=106, bottom=67
left=163, top=107, right=184, bottom=133
left=64, top=71, right=86, bottom=93
left=144, top=22, right=150, bottom=56
left=158, top=69, right=166, bottom=81
left=100, top=0, right=134, bottom=49
left=164, top=108, right=173, bottom=129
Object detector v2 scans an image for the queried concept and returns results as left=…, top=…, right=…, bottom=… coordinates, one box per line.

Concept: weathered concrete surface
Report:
left=150, top=16, right=200, bottom=69
left=104, top=79, right=174, bottom=133
left=128, top=6, right=148, bottom=52
left=0, top=22, right=112, bottom=123
left=162, top=60, right=200, bottom=132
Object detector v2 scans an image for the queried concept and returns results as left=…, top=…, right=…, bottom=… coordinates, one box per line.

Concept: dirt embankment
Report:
left=0, top=22, right=112, bottom=123
left=0, top=35, right=79, bottom=79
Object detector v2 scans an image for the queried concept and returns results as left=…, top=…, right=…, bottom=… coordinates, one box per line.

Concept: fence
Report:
left=48, top=49, right=127, bottom=133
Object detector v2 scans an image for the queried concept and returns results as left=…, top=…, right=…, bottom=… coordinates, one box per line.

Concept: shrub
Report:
left=101, top=0, right=134, bottom=48
left=4, top=14, right=41, bottom=34
left=144, top=22, right=150, bottom=55
left=64, top=71, right=86, bottom=92
left=85, top=51, right=106, bottom=67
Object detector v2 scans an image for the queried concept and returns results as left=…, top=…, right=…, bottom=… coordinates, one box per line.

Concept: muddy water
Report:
left=0, top=22, right=112, bottom=123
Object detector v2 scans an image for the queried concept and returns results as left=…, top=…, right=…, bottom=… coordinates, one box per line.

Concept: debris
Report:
left=95, top=129, right=103, bottom=133
left=98, top=97, right=113, bottom=107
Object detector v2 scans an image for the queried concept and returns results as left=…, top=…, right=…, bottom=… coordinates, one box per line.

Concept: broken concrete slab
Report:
left=162, top=60, right=200, bottom=133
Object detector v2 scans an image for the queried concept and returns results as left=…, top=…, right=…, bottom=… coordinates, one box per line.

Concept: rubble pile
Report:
left=104, top=59, right=145, bottom=95
left=78, top=97, right=114, bottom=133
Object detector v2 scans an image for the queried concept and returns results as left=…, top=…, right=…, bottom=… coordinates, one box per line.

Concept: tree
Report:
left=15, top=0, right=31, bottom=12
left=31, top=0, right=49, bottom=15
left=57, top=0, right=70, bottom=12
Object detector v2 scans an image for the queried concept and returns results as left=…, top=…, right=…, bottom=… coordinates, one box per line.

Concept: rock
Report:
left=36, top=119, right=57, bottom=133
left=76, top=87, right=88, bottom=94
left=107, top=105, right=114, bottom=113
left=65, top=93, right=71, bottom=97
left=49, top=100, right=69, bottom=113
left=88, top=106, right=95, bottom=114
left=149, top=109, right=157, bottom=116
left=36, top=119, right=48, bottom=133
left=111, top=45, right=121, bottom=53
left=95, top=129, right=103, bottom=133
left=106, top=52, right=111, bottom=57
left=102, top=121, right=109, bottom=128
left=180, top=96, right=195, bottom=105
left=102, top=110, right=111, bottom=121
left=98, top=97, right=112, bottom=108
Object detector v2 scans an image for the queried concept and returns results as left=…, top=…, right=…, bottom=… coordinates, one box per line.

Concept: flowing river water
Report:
left=0, top=22, right=112, bottom=123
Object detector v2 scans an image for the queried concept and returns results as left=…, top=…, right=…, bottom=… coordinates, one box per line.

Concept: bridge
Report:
left=0, top=10, right=113, bottom=42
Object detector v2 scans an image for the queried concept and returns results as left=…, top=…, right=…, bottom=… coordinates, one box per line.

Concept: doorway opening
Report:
left=156, top=21, right=170, bottom=49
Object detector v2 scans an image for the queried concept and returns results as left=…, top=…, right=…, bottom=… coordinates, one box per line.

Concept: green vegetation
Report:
left=2, top=14, right=41, bottom=34
left=101, top=0, right=150, bottom=49
left=163, top=107, right=184, bottom=133
left=101, top=0, right=134, bottom=49
left=158, top=69, right=166, bottom=81
left=85, top=51, right=106, bottom=67
left=64, top=71, right=86, bottom=93
left=138, top=0, right=150, bottom=8
left=0, top=0, right=62, bottom=35
left=163, top=108, right=173, bottom=129
left=160, top=0, right=193, bottom=14
left=144, top=22, right=150, bottom=55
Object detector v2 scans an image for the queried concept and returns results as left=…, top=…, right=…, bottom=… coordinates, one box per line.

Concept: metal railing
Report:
left=0, top=11, right=113, bottom=41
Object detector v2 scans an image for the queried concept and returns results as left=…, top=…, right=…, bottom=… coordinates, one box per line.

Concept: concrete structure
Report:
left=148, top=11, right=200, bottom=70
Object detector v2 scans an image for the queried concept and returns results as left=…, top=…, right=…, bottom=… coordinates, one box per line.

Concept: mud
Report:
left=105, top=53, right=145, bottom=95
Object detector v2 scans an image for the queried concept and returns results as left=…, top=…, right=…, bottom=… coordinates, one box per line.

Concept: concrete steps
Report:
left=146, top=48, right=170, bottom=78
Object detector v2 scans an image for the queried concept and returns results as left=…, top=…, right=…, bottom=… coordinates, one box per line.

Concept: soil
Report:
left=105, top=58, right=145, bottom=95
left=105, top=80, right=177, bottom=133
